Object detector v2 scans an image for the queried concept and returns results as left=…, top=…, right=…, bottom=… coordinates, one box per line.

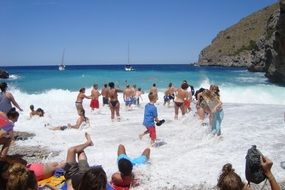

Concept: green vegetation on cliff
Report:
left=199, top=3, right=278, bottom=66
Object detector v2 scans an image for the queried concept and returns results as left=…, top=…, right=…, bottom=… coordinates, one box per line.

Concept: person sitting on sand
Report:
left=217, top=156, right=280, bottom=190
left=0, top=108, right=19, bottom=158
left=64, top=132, right=107, bottom=190
left=29, top=105, right=44, bottom=118
left=111, top=144, right=150, bottom=189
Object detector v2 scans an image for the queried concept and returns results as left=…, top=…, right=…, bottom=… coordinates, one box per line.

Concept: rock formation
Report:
left=198, top=2, right=285, bottom=84
left=0, top=69, right=9, bottom=79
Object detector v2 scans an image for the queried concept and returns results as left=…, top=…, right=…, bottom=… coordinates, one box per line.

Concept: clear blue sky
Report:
left=0, top=0, right=278, bottom=66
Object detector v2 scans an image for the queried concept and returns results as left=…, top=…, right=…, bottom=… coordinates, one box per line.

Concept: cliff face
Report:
left=265, top=0, right=285, bottom=83
left=198, top=2, right=285, bottom=84
left=198, top=3, right=279, bottom=67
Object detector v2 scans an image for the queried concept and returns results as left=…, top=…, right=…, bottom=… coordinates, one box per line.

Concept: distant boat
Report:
left=125, top=44, right=135, bottom=71
left=125, top=65, right=135, bottom=71
left=58, top=49, right=66, bottom=71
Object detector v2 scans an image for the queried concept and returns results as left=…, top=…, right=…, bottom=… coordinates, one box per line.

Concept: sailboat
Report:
left=125, top=44, right=135, bottom=71
left=58, top=49, right=66, bottom=71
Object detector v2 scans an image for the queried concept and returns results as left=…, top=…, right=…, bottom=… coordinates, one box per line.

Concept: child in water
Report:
left=139, top=92, right=164, bottom=145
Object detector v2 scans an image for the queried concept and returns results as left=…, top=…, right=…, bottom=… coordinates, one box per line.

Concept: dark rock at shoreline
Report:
left=9, top=145, right=60, bottom=163
left=0, top=69, right=9, bottom=79
left=8, top=131, right=60, bottom=163
left=13, top=131, right=36, bottom=141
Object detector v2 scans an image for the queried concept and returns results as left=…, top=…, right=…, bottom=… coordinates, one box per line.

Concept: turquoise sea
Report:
left=1, top=64, right=285, bottom=105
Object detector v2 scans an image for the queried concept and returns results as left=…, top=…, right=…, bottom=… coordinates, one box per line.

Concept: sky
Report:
left=0, top=0, right=278, bottom=66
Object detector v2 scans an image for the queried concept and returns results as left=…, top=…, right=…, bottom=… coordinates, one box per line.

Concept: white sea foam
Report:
left=10, top=88, right=285, bottom=189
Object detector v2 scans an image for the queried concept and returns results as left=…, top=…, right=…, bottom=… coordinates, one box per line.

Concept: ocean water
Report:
left=1, top=64, right=285, bottom=189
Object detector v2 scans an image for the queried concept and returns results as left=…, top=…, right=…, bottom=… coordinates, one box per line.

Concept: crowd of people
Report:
left=0, top=81, right=282, bottom=190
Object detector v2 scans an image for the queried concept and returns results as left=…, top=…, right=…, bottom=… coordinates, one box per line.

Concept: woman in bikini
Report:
left=75, top=88, right=91, bottom=117
left=108, top=82, right=122, bottom=121
left=174, top=82, right=189, bottom=119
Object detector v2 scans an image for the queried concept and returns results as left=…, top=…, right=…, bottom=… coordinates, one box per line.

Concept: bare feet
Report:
left=85, top=132, right=94, bottom=146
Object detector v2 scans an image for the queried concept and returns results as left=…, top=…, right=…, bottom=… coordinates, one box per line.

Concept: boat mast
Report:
left=61, top=49, right=65, bottom=66
left=128, top=43, right=130, bottom=65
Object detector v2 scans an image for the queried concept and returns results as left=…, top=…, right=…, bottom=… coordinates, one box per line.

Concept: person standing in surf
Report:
left=90, top=84, right=101, bottom=111
left=108, top=82, right=123, bottom=122
left=139, top=92, right=162, bottom=145
left=75, top=88, right=91, bottom=125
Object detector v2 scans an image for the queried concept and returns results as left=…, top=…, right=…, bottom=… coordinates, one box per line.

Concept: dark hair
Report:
left=93, top=84, right=98, bottom=88
left=181, top=82, right=188, bottom=90
left=0, top=82, right=8, bottom=92
left=78, top=166, right=107, bottom=190
left=195, top=88, right=205, bottom=100
left=36, top=108, right=44, bottom=116
left=217, top=163, right=244, bottom=190
left=79, top=88, right=85, bottom=93
left=29, top=105, right=34, bottom=111
left=0, top=160, right=9, bottom=190
left=118, top=158, right=133, bottom=176
left=109, top=82, right=115, bottom=88
left=7, top=108, right=19, bottom=120
left=6, top=163, right=38, bottom=190
left=168, top=83, right=172, bottom=87
left=153, top=83, right=156, bottom=87
left=104, top=84, right=107, bottom=88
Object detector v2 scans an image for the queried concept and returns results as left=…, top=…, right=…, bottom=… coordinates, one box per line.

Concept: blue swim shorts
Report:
left=117, top=154, right=147, bottom=166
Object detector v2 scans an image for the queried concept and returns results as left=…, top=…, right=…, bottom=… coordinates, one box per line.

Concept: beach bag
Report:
left=245, top=145, right=266, bottom=184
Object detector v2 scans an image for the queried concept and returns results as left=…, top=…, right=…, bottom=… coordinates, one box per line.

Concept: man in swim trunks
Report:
left=101, top=84, right=109, bottom=107
left=90, top=84, right=101, bottom=111
left=123, top=85, right=133, bottom=109
left=111, top=144, right=150, bottom=189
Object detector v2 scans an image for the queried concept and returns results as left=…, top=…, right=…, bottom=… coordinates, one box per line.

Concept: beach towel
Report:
left=38, top=175, right=65, bottom=188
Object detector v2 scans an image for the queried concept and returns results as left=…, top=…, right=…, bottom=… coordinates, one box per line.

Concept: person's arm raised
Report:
left=261, top=156, right=281, bottom=190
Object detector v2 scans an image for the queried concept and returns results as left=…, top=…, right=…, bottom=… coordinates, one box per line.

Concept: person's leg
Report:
left=117, top=144, right=126, bottom=156
left=141, top=148, right=150, bottom=159
left=174, top=103, right=179, bottom=119
left=68, top=116, right=84, bottom=129
left=110, top=105, right=115, bottom=120
left=115, top=102, right=120, bottom=119
left=139, top=129, right=149, bottom=139
left=66, top=133, right=93, bottom=163
left=216, top=110, right=224, bottom=136
left=0, top=137, right=12, bottom=158
left=181, top=105, right=186, bottom=115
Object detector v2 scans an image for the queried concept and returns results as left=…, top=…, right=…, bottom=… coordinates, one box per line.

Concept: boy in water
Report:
left=139, top=92, right=162, bottom=145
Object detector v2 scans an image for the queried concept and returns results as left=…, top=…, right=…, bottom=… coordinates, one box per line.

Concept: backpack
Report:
left=245, top=145, right=266, bottom=184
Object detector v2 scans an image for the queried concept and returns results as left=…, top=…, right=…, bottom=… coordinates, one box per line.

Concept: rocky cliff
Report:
left=198, top=1, right=285, bottom=84
left=265, top=0, right=285, bottom=83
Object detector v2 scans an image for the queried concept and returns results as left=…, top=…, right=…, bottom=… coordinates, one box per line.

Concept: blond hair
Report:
left=7, top=163, right=37, bottom=190
left=148, top=92, right=157, bottom=101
